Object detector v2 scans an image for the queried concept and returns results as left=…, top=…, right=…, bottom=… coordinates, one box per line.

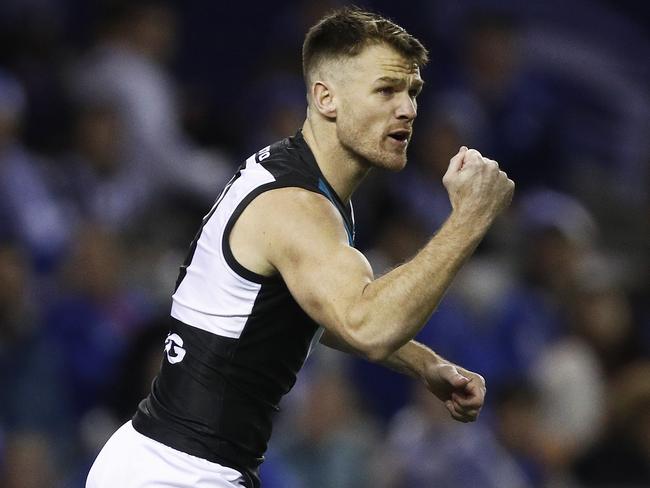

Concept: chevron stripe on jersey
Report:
left=170, top=154, right=274, bottom=338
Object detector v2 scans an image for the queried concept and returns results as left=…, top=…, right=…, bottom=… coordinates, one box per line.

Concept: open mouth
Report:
left=388, top=130, right=410, bottom=143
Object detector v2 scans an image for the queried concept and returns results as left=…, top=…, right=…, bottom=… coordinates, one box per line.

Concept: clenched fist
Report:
left=442, top=147, right=515, bottom=227
left=422, top=361, right=486, bottom=423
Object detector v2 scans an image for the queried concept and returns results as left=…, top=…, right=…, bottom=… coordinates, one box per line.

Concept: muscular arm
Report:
left=235, top=190, right=480, bottom=361
left=231, top=147, right=513, bottom=362
left=320, top=330, right=435, bottom=378
left=230, top=147, right=508, bottom=422
left=320, top=330, right=487, bottom=422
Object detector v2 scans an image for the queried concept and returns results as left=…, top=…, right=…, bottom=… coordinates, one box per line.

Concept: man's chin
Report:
left=352, top=145, right=408, bottom=171
left=374, top=152, right=408, bottom=172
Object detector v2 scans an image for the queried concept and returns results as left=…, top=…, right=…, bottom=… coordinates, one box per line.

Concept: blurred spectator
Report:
left=573, top=361, right=650, bottom=487
left=0, top=69, right=70, bottom=271
left=0, top=242, right=71, bottom=487
left=73, top=1, right=231, bottom=202
left=524, top=9, right=650, bottom=208
left=569, top=254, right=646, bottom=377
left=44, top=224, right=153, bottom=419
left=107, top=318, right=169, bottom=424
left=243, top=74, right=306, bottom=154
left=61, top=318, right=170, bottom=487
left=0, top=0, right=74, bottom=155
left=490, top=204, right=632, bottom=487
left=425, top=254, right=522, bottom=389
left=412, top=190, right=593, bottom=394
left=57, top=103, right=166, bottom=233
left=377, top=384, right=532, bottom=488
left=489, top=190, right=596, bottom=382
left=436, top=11, right=559, bottom=191
left=272, top=351, right=379, bottom=488
left=517, top=189, right=598, bottom=282
left=493, top=382, right=546, bottom=486
left=2, top=433, right=57, bottom=488
left=529, top=334, right=606, bottom=483
left=261, top=0, right=342, bottom=74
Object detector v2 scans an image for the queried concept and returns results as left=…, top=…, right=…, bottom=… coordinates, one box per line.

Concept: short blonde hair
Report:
left=302, top=6, right=428, bottom=87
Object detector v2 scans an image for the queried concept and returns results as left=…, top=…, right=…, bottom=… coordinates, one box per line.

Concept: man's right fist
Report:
left=442, top=146, right=515, bottom=224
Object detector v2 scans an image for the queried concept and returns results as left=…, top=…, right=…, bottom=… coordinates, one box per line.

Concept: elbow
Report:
left=342, top=296, right=398, bottom=362
left=363, top=345, right=392, bottom=363
left=327, top=327, right=392, bottom=362
left=343, top=317, right=395, bottom=363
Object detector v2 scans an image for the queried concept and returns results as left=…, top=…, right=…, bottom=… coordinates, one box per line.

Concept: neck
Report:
left=301, top=116, right=370, bottom=203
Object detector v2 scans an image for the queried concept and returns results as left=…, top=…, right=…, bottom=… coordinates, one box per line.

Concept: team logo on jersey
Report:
left=164, top=333, right=186, bottom=364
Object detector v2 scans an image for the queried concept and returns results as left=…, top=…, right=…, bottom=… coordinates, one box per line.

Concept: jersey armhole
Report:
left=221, top=179, right=332, bottom=284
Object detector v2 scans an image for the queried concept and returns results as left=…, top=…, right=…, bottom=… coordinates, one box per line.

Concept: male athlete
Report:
left=87, top=7, right=514, bottom=488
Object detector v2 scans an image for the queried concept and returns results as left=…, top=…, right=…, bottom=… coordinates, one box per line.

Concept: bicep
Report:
left=256, top=188, right=374, bottom=340
left=280, top=236, right=373, bottom=334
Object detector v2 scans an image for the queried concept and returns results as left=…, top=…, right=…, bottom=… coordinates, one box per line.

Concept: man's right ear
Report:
left=311, top=81, right=337, bottom=119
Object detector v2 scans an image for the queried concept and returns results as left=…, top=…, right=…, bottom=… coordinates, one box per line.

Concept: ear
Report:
left=311, top=81, right=337, bottom=119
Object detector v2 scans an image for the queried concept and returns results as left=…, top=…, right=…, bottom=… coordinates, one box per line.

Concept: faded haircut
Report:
left=302, top=6, right=429, bottom=88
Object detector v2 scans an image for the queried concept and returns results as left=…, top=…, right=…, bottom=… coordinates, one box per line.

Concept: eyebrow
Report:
left=374, top=76, right=425, bottom=90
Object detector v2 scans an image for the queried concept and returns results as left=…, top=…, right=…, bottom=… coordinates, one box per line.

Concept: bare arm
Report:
left=320, top=331, right=486, bottom=422
left=320, top=329, right=429, bottom=377
left=231, top=147, right=513, bottom=362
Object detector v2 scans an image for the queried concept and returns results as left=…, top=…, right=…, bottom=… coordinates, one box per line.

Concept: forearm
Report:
left=377, top=340, right=444, bottom=380
left=348, top=211, right=488, bottom=359
left=321, top=331, right=442, bottom=381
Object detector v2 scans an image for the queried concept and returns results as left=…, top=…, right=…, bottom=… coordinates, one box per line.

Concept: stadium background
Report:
left=0, top=0, right=648, bottom=486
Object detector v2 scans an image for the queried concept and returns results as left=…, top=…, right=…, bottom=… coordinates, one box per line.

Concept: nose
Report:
left=395, top=93, right=417, bottom=121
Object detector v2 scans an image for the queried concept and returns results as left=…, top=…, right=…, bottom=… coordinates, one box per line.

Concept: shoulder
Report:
left=251, top=137, right=296, bottom=170
left=247, top=187, right=347, bottom=242
left=246, top=133, right=316, bottom=182
left=229, top=186, right=349, bottom=277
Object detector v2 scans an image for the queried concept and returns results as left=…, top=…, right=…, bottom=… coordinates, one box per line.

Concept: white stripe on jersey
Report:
left=171, top=156, right=275, bottom=339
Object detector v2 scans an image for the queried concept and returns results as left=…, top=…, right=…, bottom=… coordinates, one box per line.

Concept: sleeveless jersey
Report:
left=132, top=131, right=355, bottom=488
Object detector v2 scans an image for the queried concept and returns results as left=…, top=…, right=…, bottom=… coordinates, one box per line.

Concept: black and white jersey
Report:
left=132, top=131, right=354, bottom=488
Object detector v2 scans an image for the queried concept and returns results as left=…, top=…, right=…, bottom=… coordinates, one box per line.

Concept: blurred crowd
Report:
left=0, top=1, right=648, bottom=487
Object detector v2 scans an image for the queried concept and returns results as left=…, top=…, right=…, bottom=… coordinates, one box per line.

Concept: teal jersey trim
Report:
left=318, top=178, right=353, bottom=245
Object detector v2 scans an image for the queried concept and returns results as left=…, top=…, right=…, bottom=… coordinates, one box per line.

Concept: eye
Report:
left=377, top=86, right=395, bottom=96
left=409, top=88, right=421, bottom=99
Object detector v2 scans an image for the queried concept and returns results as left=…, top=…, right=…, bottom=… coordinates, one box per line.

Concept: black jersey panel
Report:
left=133, top=131, right=354, bottom=488
left=133, top=285, right=318, bottom=485
left=289, top=131, right=355, bottom=237
left=132, top=319, right=262, bottom=486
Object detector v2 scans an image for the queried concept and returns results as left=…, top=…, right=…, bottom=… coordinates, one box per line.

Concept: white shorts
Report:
left=86, top=421, right=247, bottom=488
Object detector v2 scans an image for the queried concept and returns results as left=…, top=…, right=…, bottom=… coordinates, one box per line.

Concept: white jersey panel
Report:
left=171, top=156, right=275, bottom=339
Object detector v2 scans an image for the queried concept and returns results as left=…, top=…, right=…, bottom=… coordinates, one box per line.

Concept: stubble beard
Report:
left=336, top=117, right=407, bottom=172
